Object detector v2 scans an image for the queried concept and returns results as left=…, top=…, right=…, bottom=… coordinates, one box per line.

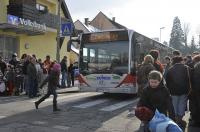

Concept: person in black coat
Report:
left=68, top=64, right=75, bottom=87
left=166, top=56, right=191, bottom=128
left=190, top=55, right=200, bottom=126
left=60, top=56, right=68, bottom=87
left=137, top=70, right=175, bottom=120
left=137, top=70, right=175, bottom=131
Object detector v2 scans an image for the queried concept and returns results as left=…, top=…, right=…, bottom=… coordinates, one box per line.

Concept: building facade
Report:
left=0, top=0, right=76, bottom=63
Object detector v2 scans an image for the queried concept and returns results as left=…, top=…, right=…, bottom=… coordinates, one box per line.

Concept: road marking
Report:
left=53, top=125, right=70, bottom=130
left=0, top=96, right=28, bottom=100
left=32, top=121, right=47, bottom=125
left=29, top=92, right=92, bottom=103
left=0, top=116, right=6, bottom=119
left=100, top=98, right=139, bottom=112
left=73, top=99, right=108, bottom=108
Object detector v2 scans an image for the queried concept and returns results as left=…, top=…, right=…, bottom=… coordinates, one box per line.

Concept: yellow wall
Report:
left=37, top=0, right=57, bottom=14
left=0, top=0, right=9, bottom=23
left=0, top=0, right=77, bottom=64
left=20, top=32, right=72, bottom=62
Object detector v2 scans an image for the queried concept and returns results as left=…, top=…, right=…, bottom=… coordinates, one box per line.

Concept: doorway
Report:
left=0, top=35, right=19, bottom=62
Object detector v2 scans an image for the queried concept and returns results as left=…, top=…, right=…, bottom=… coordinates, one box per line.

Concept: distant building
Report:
left=89, top=11, right=127, bottom=30
left=74, top=11, right=126, bottom=33
left=152, top=37, right=159, bottom=42
left=74, top=19, right=100, bottom=33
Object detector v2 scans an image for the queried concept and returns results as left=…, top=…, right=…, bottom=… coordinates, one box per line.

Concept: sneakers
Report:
left=35, top=102, right=38, bottom=109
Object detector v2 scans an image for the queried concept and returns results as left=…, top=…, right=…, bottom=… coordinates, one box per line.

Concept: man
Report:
left=27, top=57, right=37, bottom=98
left=60, top=56, right=68, bottom=87
left=166, top=56, right=191, bottom=128
left=9, top=53, right=19, bottom=68
left=35, top=63, right=61, bottom=112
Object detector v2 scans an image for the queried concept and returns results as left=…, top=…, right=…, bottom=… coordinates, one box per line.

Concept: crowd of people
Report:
left=136, top=49, right=200, bottom=131
left=0, top=53, right=76, bottom=98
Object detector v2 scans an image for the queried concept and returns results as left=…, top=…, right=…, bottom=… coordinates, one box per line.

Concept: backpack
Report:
left=149, top=110, right=182, bottom=132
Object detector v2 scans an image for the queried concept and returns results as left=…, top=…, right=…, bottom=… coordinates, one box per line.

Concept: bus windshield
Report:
left=79, top=41, right=129, bottom=76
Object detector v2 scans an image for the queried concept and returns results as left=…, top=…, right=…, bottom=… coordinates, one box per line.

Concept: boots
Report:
left=35, top=102, right=39, bottom=109
left=53, top=103, right=61, bottom=112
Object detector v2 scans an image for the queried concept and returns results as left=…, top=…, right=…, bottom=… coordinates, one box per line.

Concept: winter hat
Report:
left=52, top=63, right=61, bottom=72
left=135, top=106, right=154, bottom=122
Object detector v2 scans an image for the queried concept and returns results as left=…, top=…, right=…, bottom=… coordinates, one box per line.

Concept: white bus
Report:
left=77, top=29, right=174, bottom=94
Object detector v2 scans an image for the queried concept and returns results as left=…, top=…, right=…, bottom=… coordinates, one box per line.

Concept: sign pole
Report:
left=56, top=0, right=61, bottom=62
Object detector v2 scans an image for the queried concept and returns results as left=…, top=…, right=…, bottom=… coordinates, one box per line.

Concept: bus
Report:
left=77, top=29, right=175, bottom=94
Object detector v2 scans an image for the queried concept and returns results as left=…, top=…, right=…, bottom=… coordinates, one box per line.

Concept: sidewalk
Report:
left=56, top=86, right=79, bottom=94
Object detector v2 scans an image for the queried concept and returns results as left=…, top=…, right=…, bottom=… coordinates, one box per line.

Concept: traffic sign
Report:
left=61, top=22, right=73, bottom=36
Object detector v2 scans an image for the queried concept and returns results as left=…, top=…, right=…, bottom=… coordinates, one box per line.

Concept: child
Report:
left=135, top=106, right=182, bottom=132
left=136, top=70, right=175, bottom=131
left=137, top=70, right=175, bottom=119
left=34, top=63, right=61, bottom=112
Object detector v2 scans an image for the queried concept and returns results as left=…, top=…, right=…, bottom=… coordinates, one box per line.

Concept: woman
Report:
left=137, top=54, right=155, bottom=96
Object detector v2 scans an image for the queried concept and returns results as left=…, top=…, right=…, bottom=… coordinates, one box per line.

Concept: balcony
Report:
left=38, top=12, right=69, bottom=29
left=7, top=1, right=69, bottom=29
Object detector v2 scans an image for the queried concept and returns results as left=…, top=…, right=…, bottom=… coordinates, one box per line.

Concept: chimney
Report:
left=112, top=17, right=115, bottom=22
left=84, top=18, right=89, bottom=26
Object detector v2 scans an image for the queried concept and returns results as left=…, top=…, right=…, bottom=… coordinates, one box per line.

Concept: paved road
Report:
left=0, top=90, right=199, bottom=132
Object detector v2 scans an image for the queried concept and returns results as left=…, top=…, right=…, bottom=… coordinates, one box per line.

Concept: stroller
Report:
left=0, top=71, right=6, bottom=96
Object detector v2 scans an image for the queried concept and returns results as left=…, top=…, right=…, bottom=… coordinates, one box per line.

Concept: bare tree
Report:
left=183, top=22, right=191, bottom=47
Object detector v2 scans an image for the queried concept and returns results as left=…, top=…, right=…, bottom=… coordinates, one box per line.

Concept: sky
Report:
left=66, top=0, right=200, bottom=44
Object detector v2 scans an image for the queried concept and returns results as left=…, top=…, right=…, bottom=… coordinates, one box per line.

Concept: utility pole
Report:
left=56, top=0, right=61, bottom=62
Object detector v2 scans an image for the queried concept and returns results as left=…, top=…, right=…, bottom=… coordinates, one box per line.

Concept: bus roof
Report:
left=81, top=29, right=176, bottom=52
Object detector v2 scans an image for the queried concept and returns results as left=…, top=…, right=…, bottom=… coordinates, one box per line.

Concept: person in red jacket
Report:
left=35, top=63, right=61, bottom=112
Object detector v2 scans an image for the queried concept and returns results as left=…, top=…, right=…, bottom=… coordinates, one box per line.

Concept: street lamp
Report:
left=160, top=27, right=165, bottom=43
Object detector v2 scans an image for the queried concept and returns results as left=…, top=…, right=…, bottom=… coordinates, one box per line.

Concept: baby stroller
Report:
left=0, top=71, right=6, bottom=96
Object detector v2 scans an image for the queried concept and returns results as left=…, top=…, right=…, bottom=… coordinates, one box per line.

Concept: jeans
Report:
left=61, top=71, right=67, bottom=87
left=28, top=78, right=37, bottom=97
left=172, top=94, right=188, bottom=117
left=37, top=88, right=57, bottom=106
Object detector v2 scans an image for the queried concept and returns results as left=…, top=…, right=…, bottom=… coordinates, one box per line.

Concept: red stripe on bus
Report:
left=78, top=74, right=90, bottom=86
left=115, top=74, right=136, bottom=88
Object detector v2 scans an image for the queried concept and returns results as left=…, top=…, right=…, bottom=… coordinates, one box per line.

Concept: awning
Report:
left=0, top=23, right=45, bottom=36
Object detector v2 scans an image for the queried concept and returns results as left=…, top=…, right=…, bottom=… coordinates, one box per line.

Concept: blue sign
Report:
left=61, top=23, right=73, bottom=36
left=7, top=14, right=19, bottom=26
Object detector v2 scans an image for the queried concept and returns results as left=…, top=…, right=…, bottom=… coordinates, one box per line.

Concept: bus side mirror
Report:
left=67, top=39, right=80, bottom=52
left=67, top=40, right=72, bottom=52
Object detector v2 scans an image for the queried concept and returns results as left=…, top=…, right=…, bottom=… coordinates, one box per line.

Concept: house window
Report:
left=36, top=3, right=48, bottom=13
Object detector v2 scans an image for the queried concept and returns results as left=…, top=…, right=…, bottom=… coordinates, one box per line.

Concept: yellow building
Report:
left=0, top=0, right=77, bottom=64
